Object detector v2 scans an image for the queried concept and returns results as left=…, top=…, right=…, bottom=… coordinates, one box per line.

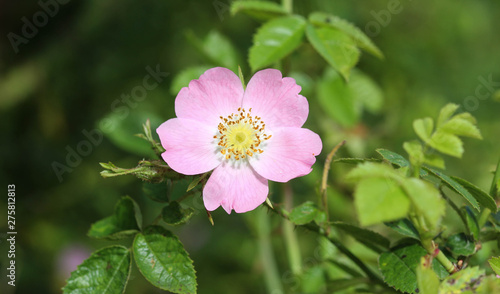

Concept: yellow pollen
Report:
left=214, top=108, right=271, bottom=161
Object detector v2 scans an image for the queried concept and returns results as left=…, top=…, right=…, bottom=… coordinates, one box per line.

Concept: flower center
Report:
left=214, top=108, right=272, bottom=161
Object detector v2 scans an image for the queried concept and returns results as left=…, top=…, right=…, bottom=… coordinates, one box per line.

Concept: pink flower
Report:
left=157, top=68, right=322, bottom=214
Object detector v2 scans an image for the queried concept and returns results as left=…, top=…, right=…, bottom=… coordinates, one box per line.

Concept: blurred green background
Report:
left=1, top=0, right=499, bottom=293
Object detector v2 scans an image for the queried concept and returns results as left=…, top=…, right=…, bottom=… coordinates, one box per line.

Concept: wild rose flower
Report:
left=157, top=67, right=322, bottom=214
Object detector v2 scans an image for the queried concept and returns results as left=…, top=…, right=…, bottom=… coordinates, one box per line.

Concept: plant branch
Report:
left=282, top=184, right=302, bottom=275
left=321, top=141, right=346, bottom=223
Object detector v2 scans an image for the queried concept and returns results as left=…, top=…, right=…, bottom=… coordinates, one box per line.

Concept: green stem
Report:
left=282, top=0, right=293, bottom=13
left=283, top=184, right=302, bottom=275
left=257, top=208, right=283, bottom=293
left=421, top=239, right=456, bottom=274
left=478, top=208, right=491, bottom=228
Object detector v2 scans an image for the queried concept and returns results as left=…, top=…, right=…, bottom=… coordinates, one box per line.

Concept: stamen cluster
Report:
left=214, top=108, right=272, bottom=160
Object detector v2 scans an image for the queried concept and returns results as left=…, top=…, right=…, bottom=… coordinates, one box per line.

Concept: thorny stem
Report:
left=421, top=239, right=457, bottom=274
left=282, top=183, right=302, bottom=275
left=321, top=141, right=346, bottom=223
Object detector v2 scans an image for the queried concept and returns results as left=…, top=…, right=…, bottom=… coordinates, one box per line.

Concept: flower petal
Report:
left=157, top=118, right=220, bottom=175
left=175, top=67, right=244, bottom=125
left=250, top=127, right=322, bottom=182
left=242, top=68, right=308, bottom=129
left=203, top=162, right=269, bottom=214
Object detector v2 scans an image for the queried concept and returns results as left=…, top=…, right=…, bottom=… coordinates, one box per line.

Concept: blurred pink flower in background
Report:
left=157, top=68, right=322, bottom=213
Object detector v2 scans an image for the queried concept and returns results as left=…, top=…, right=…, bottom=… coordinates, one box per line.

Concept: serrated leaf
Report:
left=332, top=221, right=390, bottom=252
left=230, top=1, right=288, bottom=21
left=440, top=117, right=482, bottom=140
left=429, top=130, right=464, bottom=158
left=249, top=15, right=306, bottom=71
left=445, top=233, right=475, bottom=256
left=306, top=24, right=360, bottom=80
left=439, top=266, right=484, bottom=293
left=142, top=181, right=170, bottom=203
left=354, top=177, right=410, bottom=226
left=162, top=202, right=195, bottom=226
left=413, top=117, right=434, bottom=143
left=436, top=103, right=460, bottom=127
left=133, top=226, right=196, bottom=294
left=345, top=161, right=402, bottom=182
left=379, top=243, right=447, bottom=294
left=488, top=257, right=500, bottom=276
left=401, top=178, right=445, bottom=235
left=289, top=201, right=319, bottom=225
left=308, top=12, right=383, bottom=59
left=63, top=246, right=131, bottom=294
left=317, top=67, right=357, bottom=126
left=385, top=219, right=420, bottom=240
left=170, top=66, right=212, bottom=95
left=424, top=167, right=480, bottom=211
left=376, top=148, right=410, bottom=168
left=88, top=196, right=142, bottom=240
left=416, top=257, right=440, bottom=294
left=450, top=176, right=497, bottom=212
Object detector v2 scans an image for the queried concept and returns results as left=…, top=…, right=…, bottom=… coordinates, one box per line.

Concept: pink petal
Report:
left=157, top=118, right=220, bottom=175
left=242, top=69, right=308, bottom=129
left=249, top=127, right=322, bottom=182
left=175, top=67, right=244, bottom=125
left=203, top=162, right=269, bottom=214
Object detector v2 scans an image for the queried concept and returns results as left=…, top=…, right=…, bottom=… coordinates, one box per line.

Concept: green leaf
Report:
left=451, top=175, right=497, bottom=212
left=428, top=130, right=464, bottom=158
left=308, top=12, right=383, bottom=59
left=333, top=157, right=381, bottom=165
left=403, top=141, right=424, bottom=167
left=306, top=24, right=360, bottom=80
left=385, top=219, right=420, bottom=240
left=445, top=233, right=476, bottom=256
left=354, top=177, right=410, bottom=226
left=379, top=243, right=447, bottom=294
left=202, top=30, right=241, bottom=70
left=133, top=226, right=196, bottom=294
left=249, top=15, right=306, bottom=72
left=289, top=201, right=319, bottom=225
left=423, top=153, right=445, bottom=169
left=345, top=161, right=402, bottom=182
left=413, top=117, right=434, bottom=143
left=436, top=103, right=460, bottom=127
left=440, top=116, right=482, bottom=139
left=88, top=196, right=142, bottom=240
left=63, top=246, right=131, bottom=294
left=300, top=266, right=326, bottom=293
left=170, top=66, right=212, bottom=95
left=162, top=202, right=195, bottom=226
left=439, top=266, right=484, bottom=293
left=462, top=206, right=479, bottom=240
left=349, top=69, right=384, bottom=113
left=401, top=178, right=445, bottom=234
left=317, top=67, right=357, bottom=126
left=332, top=221, right=390, bottom=252
left=488, top=256, right=500, bottom=276
left=376, top=148, right=410, bottom=169
left=187, top=173, right=208, bottom=192
left=424, top=167, right=480, bottom=211
left=230, top=1, right=288, bottom=21
left=416, top=257, right=440, bottom=294
left=142, top=181, right=169, bottom=203
left=99, top=110, right=163, bottom=157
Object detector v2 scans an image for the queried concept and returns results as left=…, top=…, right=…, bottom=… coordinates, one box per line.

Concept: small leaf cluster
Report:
left=63, top=122, right=208, bottom=294
left=336, top=104, right=500, bottom=293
